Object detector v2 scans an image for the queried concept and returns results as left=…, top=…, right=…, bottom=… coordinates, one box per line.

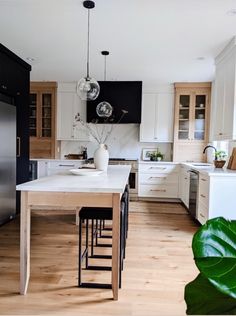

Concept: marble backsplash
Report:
left=60, top=124, right=173, bottom=161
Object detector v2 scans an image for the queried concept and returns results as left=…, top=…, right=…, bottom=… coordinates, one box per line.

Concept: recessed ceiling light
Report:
left=226, top=9, right=236, bottom=16
left=26, top=57, right=35, bottom=62
left=196, top=57, right=205, bottom=61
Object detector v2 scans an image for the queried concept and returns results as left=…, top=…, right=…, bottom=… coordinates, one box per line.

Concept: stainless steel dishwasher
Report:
left=188, top=170, right=199, bottom=219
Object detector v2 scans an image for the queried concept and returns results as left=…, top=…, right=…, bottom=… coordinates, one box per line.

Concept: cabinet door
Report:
left=139, top=94, right=156, bottom=142
left=192, top=91, right=208, bottom=141
left=140, top=92, right=174, bottom=142
left=155, top=93, right=174, bottom=142
left=175, top=91, right=191, bottom=140
left=223, top=55, right=235, bottom=139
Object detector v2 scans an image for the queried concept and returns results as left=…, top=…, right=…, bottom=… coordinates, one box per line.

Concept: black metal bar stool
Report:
left=78, top=200, right=126, bottom=289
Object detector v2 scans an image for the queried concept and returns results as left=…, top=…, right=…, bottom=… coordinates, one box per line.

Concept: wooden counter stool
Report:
left=78, top=200, right=125, bottom=289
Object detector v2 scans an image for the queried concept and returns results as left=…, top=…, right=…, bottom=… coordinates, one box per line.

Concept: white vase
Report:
left=94, top=144, right=109, bottom=171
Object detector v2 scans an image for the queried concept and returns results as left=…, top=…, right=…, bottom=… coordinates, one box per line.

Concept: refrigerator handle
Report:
left=17, top=137, right=21, bottom=157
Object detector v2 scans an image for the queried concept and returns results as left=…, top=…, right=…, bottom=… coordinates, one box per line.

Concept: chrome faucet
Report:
left=203, top=145, right=217, bottom=160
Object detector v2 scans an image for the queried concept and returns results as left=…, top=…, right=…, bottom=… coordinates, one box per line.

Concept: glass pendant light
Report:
left=96, top=51, right=113, bottom=118
left=77, top=0, right=100, bottom=101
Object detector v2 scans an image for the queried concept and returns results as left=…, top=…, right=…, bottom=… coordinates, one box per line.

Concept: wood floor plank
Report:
left=0, top=201, right=198, bottom=315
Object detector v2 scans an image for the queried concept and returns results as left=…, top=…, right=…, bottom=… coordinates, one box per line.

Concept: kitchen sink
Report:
left=190, top=162, right=213, bottom=168
left=191, top=163, right=212, bottom=166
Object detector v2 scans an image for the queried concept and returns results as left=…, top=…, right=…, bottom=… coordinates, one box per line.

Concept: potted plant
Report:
left=185, top=217, right=236, bottom=315
left=148, top=151, right=164, bottom=161
left=214, top=150, right=227, bottom=168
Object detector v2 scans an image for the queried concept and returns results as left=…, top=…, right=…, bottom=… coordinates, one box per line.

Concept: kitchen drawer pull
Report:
left=200, top=213, right=205, bottom=218
left=58, top=164, right=75, bottom=167
left=184, top=177, right=188, bottom=180
left=219, top=132, right=223, bottom=135
left=200, top=194, right=206, bottom=198
left=150, top=189, right=166, bottom=192
left=149, top=176, right=166, bottom=179
left=149, top=167, right=167, bottom=170
left=201, top=178, right=207, bottom=182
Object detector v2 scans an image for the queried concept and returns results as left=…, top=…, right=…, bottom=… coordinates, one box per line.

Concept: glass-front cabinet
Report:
left=176, top=88, right=209, bottom=142
left=173, top=83, right=211, bottom=162
left=29, top=82, right=57, bottom=158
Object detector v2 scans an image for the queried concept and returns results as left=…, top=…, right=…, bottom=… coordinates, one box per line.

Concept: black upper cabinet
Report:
left=0, top=43, right=31, bottom=188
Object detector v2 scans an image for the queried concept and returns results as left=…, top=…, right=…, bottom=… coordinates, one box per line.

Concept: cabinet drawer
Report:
left=197, top=201, right=208, bottom=225
left=139, top=173, right=178, bottom=185
left=198, top=174, right=209, bottom=206
left=139, top=184, right=178, bottom=198
left=47, top=161, right=79, bottom=168
left=139, top=163, right=179, bottom=174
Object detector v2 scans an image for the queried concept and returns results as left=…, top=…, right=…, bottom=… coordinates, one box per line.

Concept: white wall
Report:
left=60, top=124, right=172, bottom=161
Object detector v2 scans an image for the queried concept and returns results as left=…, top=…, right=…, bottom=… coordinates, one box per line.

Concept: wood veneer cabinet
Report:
left=30, top=82, right=57, bottom=158
left=173, top=82, right=211, bottom=162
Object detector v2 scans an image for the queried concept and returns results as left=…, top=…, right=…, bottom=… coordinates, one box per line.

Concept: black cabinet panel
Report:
left=0, top=43, right=31, bottom=212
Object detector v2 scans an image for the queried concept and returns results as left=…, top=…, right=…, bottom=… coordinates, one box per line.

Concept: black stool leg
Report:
left=85, top=219, right=89, bottom=268
left=78, top=218, right=82, bottom=286
left=91, top=219, right=94, bottom=257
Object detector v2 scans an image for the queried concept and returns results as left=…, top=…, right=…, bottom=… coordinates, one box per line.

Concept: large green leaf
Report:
left=185, top=273, right=236, bottom=315
left=193, top=217, right=236, bottom=298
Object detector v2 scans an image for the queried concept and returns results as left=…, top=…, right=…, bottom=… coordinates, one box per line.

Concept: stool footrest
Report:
left=79, top=283, right=112, bottom=289
left=96, top=243, right=112, bottom=248
left=86, top=265, right=112, bottom=271
left=90, top=254, right=112, bottom=259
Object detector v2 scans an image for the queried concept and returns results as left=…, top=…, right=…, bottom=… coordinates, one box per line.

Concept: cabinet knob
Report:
left=219, top=132, right=223, bottom=135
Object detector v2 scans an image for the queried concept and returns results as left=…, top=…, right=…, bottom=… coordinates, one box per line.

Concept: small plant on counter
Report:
left=148, top=151, right=164, bottom=161
left=215, top=150, right=227, bottom=161
left=185, top=217, right=236, bottom=315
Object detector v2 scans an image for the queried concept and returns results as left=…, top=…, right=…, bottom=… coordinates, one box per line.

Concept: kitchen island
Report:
left=16, top=165, right=131, bottom=300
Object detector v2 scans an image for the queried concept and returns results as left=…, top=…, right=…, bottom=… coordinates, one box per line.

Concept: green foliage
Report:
left=215, top=150, right=227, bottom=160
left=185, top=217, right=236, bottom=315
left=148, top=151, right=164, bottom=160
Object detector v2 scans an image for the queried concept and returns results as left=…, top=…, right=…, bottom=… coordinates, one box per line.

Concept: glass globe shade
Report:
left=77, top=77, right=100, bottom=101
left=96, top=101, right=113, bottom=118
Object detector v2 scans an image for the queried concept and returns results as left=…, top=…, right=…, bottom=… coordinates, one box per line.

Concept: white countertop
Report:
left=31, top=159, right=86, bottom=162
left=182, top=163, right=236, bottom=177
left=17, top=165, right=131, bottom=193
left=138, top=160, right=179, bottom=165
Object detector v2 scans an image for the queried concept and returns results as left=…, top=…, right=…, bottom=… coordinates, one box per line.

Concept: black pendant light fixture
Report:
left=77, top=0, right=100, bottom=101
left=96, top=51, right=113, bottom=118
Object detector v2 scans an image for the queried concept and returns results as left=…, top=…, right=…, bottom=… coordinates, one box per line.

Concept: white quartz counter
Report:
left=138, top=161, right=179, bottom=165
left=17, top=165, right=131, bottom=193
left=182, top=163, right=236, bottom=177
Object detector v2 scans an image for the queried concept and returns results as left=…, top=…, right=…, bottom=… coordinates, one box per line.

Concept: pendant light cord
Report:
left=104, top=55, right=107, bottom=81
left=86, top=8, right=90, bottom=78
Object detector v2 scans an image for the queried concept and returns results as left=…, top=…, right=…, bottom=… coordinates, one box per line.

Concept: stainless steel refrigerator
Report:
left=0, top=95, right=16, bottom=225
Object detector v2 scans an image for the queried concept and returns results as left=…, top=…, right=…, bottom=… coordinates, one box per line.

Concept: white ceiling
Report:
left=0, top=0, right=236, bottom=86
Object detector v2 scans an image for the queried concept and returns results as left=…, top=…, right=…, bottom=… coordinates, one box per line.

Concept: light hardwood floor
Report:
left=0, top=201, right=199, bottom=315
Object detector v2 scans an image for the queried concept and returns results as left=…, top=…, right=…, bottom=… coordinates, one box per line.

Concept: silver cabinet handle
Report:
left=150, top=189, right=166, bottom=192
left=17, top=137, right=21, bottom=157
left=200, top=194, right=206, bottom=198
left=201, top=178, right=207, bottom=182
left=149, top=176, right=166, bottom=179
left=58, top=164, right=75, bottom=167
left=149, top=167, right=166, bottom=170
left=200, top=213, right=205, bottom=218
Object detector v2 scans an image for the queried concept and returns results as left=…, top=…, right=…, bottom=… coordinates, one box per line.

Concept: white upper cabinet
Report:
left=140, top=90, right=174, bottom=142
left=210, top=37, right=236, bottom=141
left=57, top=82, right=90, bottom=141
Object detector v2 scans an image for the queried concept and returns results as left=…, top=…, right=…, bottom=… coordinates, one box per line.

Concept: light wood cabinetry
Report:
left=173, top=82, right=211, bottom=162
left=138, top=163, right=179, bottom=198
left=57, top=82, right=90, bottom=141
left=210, top=37, right=236, bottom=141
left=30, top=82, right=57, bottom=158
left=140, top=92, right=174, bottom=142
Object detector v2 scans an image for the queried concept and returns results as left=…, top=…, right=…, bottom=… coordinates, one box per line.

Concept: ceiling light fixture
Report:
left=77, top=0, right=100, bottom=101
left=226, top=9, right=236, bottom=16
left=96, top=51, right=113, bottom=118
